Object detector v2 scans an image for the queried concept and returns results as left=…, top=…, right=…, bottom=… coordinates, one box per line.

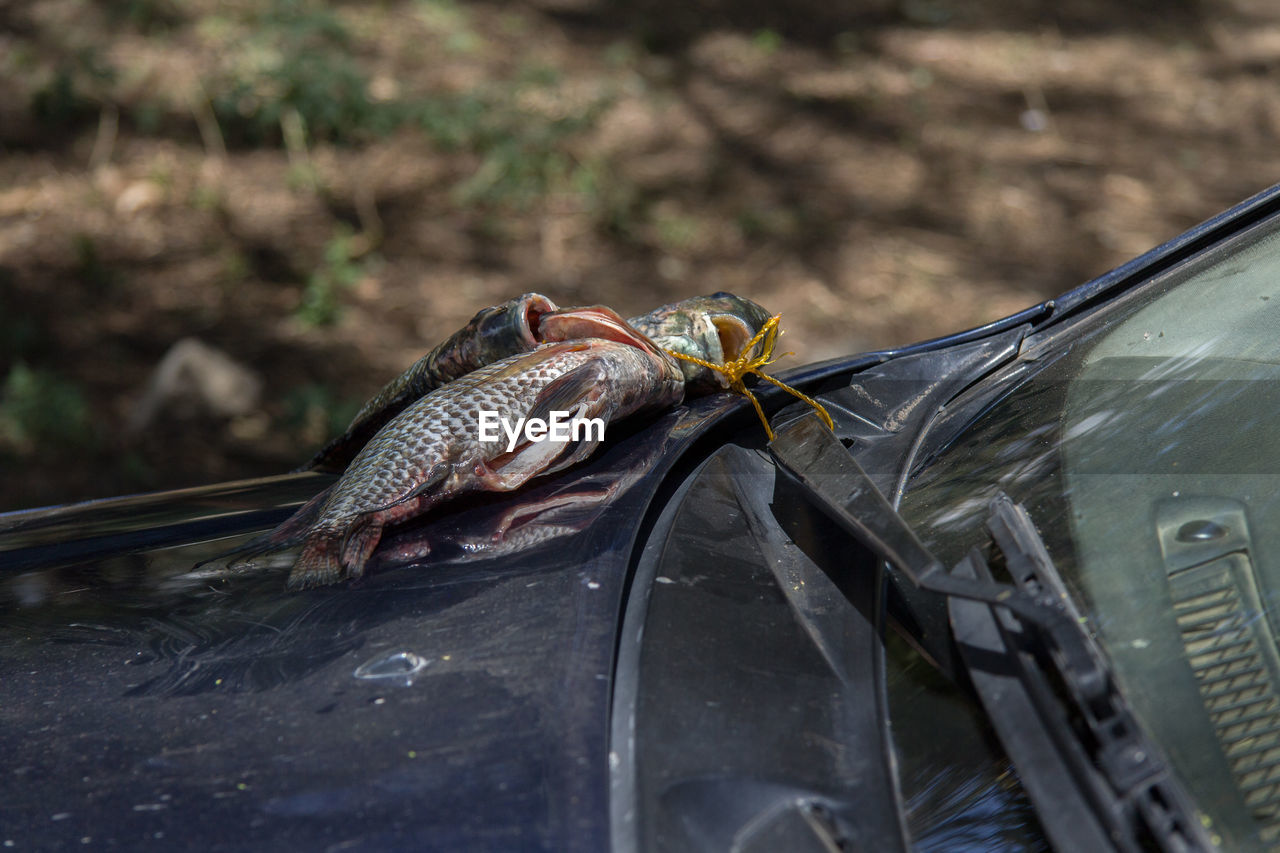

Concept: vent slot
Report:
left=1160, top=498, right=1280, bottom=844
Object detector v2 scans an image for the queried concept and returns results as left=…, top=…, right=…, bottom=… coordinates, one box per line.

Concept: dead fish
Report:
left=234, top=293, right=772, bottom=587
left=347, top=296, right=777, bottom=571
left=437, top=414, right=675, bottom=561
left=372, top=422, right=675, bottom=570
left=628, top=292, right=774, bottom=393
left=377, top=296, right=776, bottom=565
left=306, top=293, right=559, bottom=472
left=306, top=292, right=772, bottom=475
left=275, top=306, right=684, bottom=588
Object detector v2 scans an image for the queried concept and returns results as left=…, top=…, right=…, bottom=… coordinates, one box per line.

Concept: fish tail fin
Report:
left=287, top=512, right=389, bottom=589
left=288, top=527, right=347, bottom=589
left=340, top=517, right=387, bottom=581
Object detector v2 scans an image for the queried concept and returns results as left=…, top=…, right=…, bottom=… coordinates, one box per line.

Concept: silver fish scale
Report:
left=313, top=341, right=672, bottom=530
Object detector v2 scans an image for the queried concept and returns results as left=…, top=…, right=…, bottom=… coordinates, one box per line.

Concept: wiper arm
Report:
left=769, top=412, right=1217, bottom=853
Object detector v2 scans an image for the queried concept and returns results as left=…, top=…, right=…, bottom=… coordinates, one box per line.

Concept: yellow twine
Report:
left=662, top=314, right=834, bottom=441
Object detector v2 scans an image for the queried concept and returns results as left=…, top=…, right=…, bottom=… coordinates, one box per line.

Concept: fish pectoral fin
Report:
left=385, top=461, right=449, bottom=508
left=484, top=437, right=576, bottom=489
left=481, top=364, right=613, bottom=490
left=540, top=397, right=618, bottom=475
left=524, top=361, right=608, bottom=425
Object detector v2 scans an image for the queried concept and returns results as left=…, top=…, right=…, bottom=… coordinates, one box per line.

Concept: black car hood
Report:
left=0, top=334, right=1035, bottom=852
left=0, top=391, right=767, bottom=852
left=10, top=175, right=1280, bottom=850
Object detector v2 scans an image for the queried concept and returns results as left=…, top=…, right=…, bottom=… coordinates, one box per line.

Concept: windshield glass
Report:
left=898, top=210, right=1280, bottom=851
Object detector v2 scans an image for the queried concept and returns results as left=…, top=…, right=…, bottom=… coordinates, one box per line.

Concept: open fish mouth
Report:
left=538, top=305, right=665, bottom=355
left=628, top=292, right=774, bottom=391
left=513, top=293, right=556, bottom=346
left=689, top=292, right=774, bottom=361
left=707, top=313, right=755, bottom=362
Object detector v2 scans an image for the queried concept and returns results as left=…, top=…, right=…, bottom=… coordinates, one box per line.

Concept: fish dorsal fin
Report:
left=462, top=342, right=591, bottom=388
left=304, top=293, right=558, bottom=472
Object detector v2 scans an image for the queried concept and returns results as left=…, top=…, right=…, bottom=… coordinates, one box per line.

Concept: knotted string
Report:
left=662, top=315, right=834, bottom=441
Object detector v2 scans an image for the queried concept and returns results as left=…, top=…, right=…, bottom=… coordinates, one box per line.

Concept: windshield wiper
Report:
left=769, top=411, right=1217, bottom=853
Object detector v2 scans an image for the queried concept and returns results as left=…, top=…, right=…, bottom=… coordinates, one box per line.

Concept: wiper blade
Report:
left=769, top=412, right=1217, bottom=853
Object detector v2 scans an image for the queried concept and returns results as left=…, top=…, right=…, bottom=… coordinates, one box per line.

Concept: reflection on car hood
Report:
left=0, top=390, right=764, bottom=852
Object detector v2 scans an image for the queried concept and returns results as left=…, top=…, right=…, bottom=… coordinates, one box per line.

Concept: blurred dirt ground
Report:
left=3, top=0, right=1280, bottom=510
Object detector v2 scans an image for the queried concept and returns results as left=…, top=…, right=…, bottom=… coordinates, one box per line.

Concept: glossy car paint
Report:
left=5, top=183, right=1280, bottom=850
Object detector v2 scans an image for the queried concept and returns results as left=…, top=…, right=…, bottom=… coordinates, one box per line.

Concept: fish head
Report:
left=475, top=292, right=558, bottom=352
left=628, top=293, right=773, bottom=393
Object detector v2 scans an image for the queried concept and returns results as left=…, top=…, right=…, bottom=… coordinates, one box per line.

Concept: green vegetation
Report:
left=73, top=235, right=123, bottom=294
left=198, top=0, right=615, bottom=214
left=19, top=0, right=617, bottom=217
left=210, top=0, right=399, bottom=146
left=279, top=382, right=363, bottom=447
left=0, top=284, right=41, bottom=363
left=444, top=76, right=613, bottom=210
left=103, top=0, right=184, bottom=33
left=29, top=49, right=114, bottom=131
left=750, top=28, right=783, bottom=55
left=651, top=205, right=710, bottom=255
left=296, top=226, right=368, bottom=327
left=0, top=364, right=95, bottom=456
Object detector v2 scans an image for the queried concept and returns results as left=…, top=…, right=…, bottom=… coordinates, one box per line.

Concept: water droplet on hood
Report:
left=353, top=651, right=429, bottom=687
